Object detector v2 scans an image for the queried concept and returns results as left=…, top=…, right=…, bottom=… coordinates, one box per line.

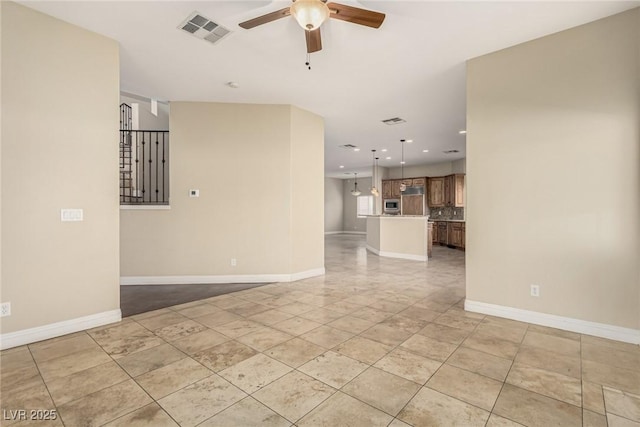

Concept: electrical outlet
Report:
left=1, top=302, right=11, bottom=317
left=231, top=258, right=237, bottom=267
left=189, top=189, right=199, bottom=198
left=530, top=285, right=540, bottom=297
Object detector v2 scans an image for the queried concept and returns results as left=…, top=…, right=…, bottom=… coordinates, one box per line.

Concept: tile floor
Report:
left=2, top=234, right=639, bottom=426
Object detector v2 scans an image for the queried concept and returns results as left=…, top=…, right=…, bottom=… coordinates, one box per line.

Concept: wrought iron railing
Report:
left=120, top=130, right=169, bottom=205
left=120, top=103, right=132, bottom=131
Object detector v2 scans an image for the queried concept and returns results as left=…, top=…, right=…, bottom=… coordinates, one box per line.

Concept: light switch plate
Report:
left=61, top=209, right=83, bottom=221
left=0, top=302, right=11, bottom=317
left=189, top=189, right=200, bottom=198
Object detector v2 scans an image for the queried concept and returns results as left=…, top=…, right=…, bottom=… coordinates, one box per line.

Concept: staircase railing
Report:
left=120, top=130, right=169, bottom=205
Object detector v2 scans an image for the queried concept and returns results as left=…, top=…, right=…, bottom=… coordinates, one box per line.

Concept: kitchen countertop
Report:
left=429, top=219, right=465, bottom=222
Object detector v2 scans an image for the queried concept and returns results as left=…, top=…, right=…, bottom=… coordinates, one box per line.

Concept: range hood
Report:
left=401, top=186, right=425, bottom=195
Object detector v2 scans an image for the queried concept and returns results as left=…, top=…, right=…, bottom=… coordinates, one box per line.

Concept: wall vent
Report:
left=381, top=117, right=406, bottom=125
left=179, top=12, right=231, bottom=45
left=443, top=149, right=460, bottom=154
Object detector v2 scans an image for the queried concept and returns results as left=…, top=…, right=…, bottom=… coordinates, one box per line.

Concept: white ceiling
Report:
left=21, top=1, right=639, bottom=177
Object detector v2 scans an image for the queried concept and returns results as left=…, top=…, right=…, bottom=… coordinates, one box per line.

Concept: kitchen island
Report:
left=366, top=215, right=431, bottom=261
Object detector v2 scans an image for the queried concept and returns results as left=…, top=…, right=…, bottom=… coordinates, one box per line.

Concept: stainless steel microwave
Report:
left=384, top=199, right=400, bottom=213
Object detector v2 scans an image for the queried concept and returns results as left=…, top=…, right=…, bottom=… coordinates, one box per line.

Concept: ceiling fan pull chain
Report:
left=306, top=52, right=311, bottom=70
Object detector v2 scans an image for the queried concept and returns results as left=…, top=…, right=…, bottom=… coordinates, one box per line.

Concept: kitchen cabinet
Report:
left=412, top=177, right=426, bottom=187
left=382, top=180, right=393, bottom=199
left=401, top=195, right=424, bottom=216
left=444, top=174, right=465, bottom=207
left=436, top=222, right=448, bottom=245
left=428, top=177, right=445, bottom=207
left=448, top=222, right=464, bottom=247
left=431, top=222, right=438, bottom=243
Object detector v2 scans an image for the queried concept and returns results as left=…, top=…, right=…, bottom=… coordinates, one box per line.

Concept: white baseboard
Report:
left=366, top=245, right=427, bottom=262
left=324, top=231, right=343, bottom=235
left=465, top=300, right=640, bottom=345
left=342, top=231, right=366, bottom=235
left=121, top=268, right=325, bottom=286
left=0, top=309, right=122, bottom=350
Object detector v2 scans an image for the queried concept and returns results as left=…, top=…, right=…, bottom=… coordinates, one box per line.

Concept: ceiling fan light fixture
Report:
left=290, top=0, right=330, bottom=30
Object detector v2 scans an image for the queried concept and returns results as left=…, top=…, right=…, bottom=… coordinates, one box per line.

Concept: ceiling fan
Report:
left=238, top=0, right=385, bottom=54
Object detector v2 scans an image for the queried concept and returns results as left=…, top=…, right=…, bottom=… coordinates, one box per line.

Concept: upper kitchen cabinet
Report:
left=444, top=174, right=465, bottom=207
left=382, top=180, right=393, bottom=199
left=428, top=177, right=445, bottom=207
left=412, top=177, right=426, bottom=187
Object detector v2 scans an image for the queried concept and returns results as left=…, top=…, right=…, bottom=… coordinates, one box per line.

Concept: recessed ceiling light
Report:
left=400, top=161, right=406, bottom=164
left=353, top=148, right=360, bottom=152
left=406, top=139, right=413, bottom=143
left=339, top=165, right=344, bottom=168
left=422, top=149, right=429, bottom=153
left=459, top=130, right=467, bottom=134
left=386, top=156, right=391, bottom=160
left=226, top=81, right=240, bottom=88
left=381, top=149, right=387, bottom=152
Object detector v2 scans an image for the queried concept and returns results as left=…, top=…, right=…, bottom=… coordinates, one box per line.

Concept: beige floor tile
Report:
left=37, top=347, right=112, bottom=381
left=88, top=321, right=146, bottom=341
left=327, top=315, right=375, bottom=334
left=208, top=297, right=247, bottom=310
left=272, top=317, right=323, bottom=336
left=299, top=351, right=368, bottom=388
left=29, top=334, right=99, bottom=364
left=199, top=397, right=290, bottom=427
left=227, top=301, right=271, bottom=317
left=1, top=351, right=42, bottom=394
left=506, top=362, right=582, bottom=406
left=398, top=387, right=490, bottom=427
left=170, top=300, right=208, bottom=311
left=253, top=371, right=336, bottom=422
left=192, top=340, right=257, bottom=372
left=136, top=312, right=188, bottom=331
left=607, top=414, right=640, bottom=427
left=236, top=327, right=293, bottom=351
left=116, top=343, right=185, bottom=377
left=248, top=309, right=295, bottom=325
left=300, top=325, right=353, bottom=349
left=515, top=345, right=581, bottom=379
left=583, top=342, right=640, bottom=372
left=1, top=382, right=56, bottom=427
left=324, top=301, right=365, bottom=315
left=350, top=306, right=394, bottom=323
left=57, top=379, right=152, bottom=427
left=342, top=367, right=421, bottom=416
left=368, top=300, right=409, bottom=314
left=388, top=418, right=412, bottom=427
left=130, top=308, right=173, bottom=321
left=583, top=359, right=640, bottom=394
left=485, top=414, right=525, bottom=426
left=583, top=381, right=606, bottom=414
left=193, top=310, right=243, bottom=328
left=277, top=302, right=318, bottom=316
left=521, top=331, right=580, bottom=357
left=360, top=324, right=413, bottom=347
left=380, top=314, right=430, bottom=334
left=434, top=312, right=483, bottom=331
left=582, top=335, right=640, bottom=353
left=427, top=364, right=503, bottom=410
left=103, top=403, right=178, bottom=427
left=526, top=324, right=581, bottom=341
left=136, top=357, right=212, bottom=399
left=583, top=409, right=608, bottom=427
left=265, top=337, right=327, bottom=368
left=158, top=375, right=246, bottom=427
left=171, top=329, right=229, bottom=355
left=447, top=346, right=512, bottom=381
left=175, top=303, right=220, bottom=319
left=493, top=383, right=581, bottom=427
left=417, top=322, right=471, bottom=345
left=604, top=387, right=640, bottom=422
left=473, top=322, right=527, bottom=344
left=400, top=334, right=458, bottom=362
left=297, top=308, right=346, bottom=323
left=153, top=319, right=208, bottom=341
left=297, top=391, right=393, bottom=427
left=462, top=331, right=520, bottom=360
left=219, top=353, right=292, bottom=393
left=397, top=306, right=441, bottom=323
left=413, top=299, right=453, bottom=313
left=374, top=348, right=442, bottom=384
left=212, top=319, right=265, bottom=339
left=334, top=336, right=393, bottom=365
left=45, top=361, right=129, bottom=406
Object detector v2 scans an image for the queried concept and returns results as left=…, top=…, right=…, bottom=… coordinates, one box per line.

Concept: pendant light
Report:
left=399, top=139, right=407, bottom=192
left=351, top=172, right=361, bottom=196
left=371, top=150, right=379, bottom=197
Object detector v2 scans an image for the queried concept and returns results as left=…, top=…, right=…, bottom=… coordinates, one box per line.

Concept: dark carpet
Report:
left=120, top=282, right=270, bottom=317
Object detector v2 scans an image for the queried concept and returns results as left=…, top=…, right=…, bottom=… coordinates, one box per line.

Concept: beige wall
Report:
left=466, top=9, right=640, bottom=330
left=120, top=102, right=324, bottom=278
left=324, top=178, right=344, bottom=233
left=120, top=93, right=170, bottom=131
left=1, top=2, right=120, bottom=333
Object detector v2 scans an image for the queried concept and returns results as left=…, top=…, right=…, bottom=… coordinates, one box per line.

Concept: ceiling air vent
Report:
left=381, top=117, right=406, bottom=125
left=339, top=144, right=358, bottom=149
left=179, top=12, right=231, bottom=45
left=443, top=149, right=460, bottom=154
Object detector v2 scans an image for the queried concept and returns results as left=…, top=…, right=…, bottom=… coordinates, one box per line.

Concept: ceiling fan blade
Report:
left=326, top=2, right=385, bottom=28
left=238, top=7, right=291, bottom=29
left=306, top=28, right=322, bottom=53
